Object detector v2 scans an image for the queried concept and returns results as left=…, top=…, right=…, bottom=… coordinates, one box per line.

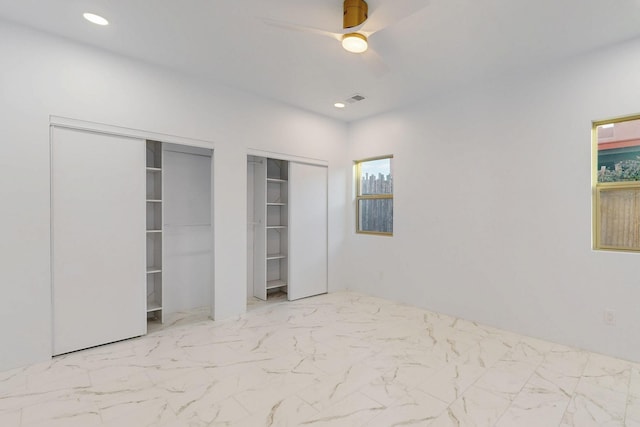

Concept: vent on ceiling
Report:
left=345, top=94, right=366, bottom=104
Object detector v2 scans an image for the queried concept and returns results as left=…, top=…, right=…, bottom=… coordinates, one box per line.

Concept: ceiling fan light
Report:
left=342, top=33, right=368, bottom=53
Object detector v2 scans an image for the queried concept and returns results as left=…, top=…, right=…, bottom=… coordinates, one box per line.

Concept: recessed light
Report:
left=83, top=13, right=109, bottom=26
left=334, top=102, right=346, bottom=109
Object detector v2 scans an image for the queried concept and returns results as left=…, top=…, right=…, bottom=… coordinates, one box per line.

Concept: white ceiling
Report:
left=2, top=0, right=640, bottom=122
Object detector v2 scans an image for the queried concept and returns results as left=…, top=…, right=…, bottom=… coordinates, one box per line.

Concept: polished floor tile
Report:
left=1, top=291, right=638, bottom=426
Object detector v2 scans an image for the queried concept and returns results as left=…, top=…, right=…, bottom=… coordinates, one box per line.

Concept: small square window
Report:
left=355, top=156, right=393, bottom=235
left=593, top=116, right=640, bottom=250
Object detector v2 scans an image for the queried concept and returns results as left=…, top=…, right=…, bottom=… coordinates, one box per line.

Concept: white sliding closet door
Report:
left=288, top=162, right=328, bottom=300
left=51, top=127, right=145, bottom=355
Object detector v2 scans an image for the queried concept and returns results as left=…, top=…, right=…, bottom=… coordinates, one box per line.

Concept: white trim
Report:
left=50, top=116, right=216, bottom=149
left=247, top=148, right=328, bottom=167
left=49, top=124, right=55, bottom=355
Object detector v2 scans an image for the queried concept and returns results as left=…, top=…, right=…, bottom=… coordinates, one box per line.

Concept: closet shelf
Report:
left=266, top=253, right=287, bottom=260
left=146, top=266, right=162, bottom=274
left=146, top=302, right=162, bottom=313
left=146, top=167, right=162, bottom=172
left=267, top=202, right=286, bottom=206
left=266, top=280, right=287, bottom=290
left=146, top=199, right=162, bottom=203
left=267, top=178, right=287, bottom=183
left=266, top=225, right=287, bottom=229
left=146, top=229, right=163, bottom=233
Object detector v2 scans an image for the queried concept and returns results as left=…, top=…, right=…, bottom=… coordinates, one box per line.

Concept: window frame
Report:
left=592, top=114, right=640, bottom=252
left=355, top=155, right=393, bottom=236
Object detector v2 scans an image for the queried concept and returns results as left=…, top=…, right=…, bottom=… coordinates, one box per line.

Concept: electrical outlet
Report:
left=604, top=309, right=616, bottom=326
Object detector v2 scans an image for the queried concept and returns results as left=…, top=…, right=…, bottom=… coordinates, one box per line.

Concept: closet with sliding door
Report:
left=247, top=154, right=328, bottom=303
left=51, top=122, right=213, bottom=356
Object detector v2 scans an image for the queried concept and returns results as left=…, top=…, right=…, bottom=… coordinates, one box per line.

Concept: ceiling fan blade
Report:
left=361, top=0, right=431, bottom=35
left=261, top=18, right=343, bottom=41
left=350, top=48, right=391, bottom=78
left=360, top=48, right=390, bottom=78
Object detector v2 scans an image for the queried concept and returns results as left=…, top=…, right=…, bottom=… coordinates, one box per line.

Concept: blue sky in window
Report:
left=361, top=158, right=391, bottom=177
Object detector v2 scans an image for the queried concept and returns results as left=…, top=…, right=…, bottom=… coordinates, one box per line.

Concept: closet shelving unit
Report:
left=248, top=157, right=290, bottom=299
left=265, top=159, right=289, bottom=294
left=146, top=141, right=163, bottom=321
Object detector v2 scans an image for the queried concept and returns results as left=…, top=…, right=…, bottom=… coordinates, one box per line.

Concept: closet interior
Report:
left=146, top=141, right=163, bottom=321
left=248, top=156, right=289, bottom=301
left=146, top=141, right=214, bottom=327
left=247, top=155, right=329, bottom=305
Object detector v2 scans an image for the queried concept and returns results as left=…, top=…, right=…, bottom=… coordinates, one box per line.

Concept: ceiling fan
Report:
left=262, top=0, right=430, bottom=74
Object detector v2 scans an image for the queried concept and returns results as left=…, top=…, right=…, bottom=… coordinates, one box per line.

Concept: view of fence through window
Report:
left=356, top=157, right=393, bottom=234
left=594, top=117, right=640, bottom=250
left=597, top=119, right=640, bottom=182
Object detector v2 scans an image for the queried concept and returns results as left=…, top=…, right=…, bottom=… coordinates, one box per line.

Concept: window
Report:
left=355, top=156, right=393, bottom=235
left=593, top=115, right=640, bottom=251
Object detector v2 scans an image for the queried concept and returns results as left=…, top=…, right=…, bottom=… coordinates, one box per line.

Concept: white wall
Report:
left=0, top=21, right=349, bottom=371
left=162, top=147, right=213, bottom=316
left=346, top=37, right=640, bottom=362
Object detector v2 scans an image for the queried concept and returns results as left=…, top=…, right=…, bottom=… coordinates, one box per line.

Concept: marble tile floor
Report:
left=147, top=307, right=212, bottom=334
left=1, top=291, right=640, bottom=426
left=247, top=291, right=289, bottom=312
